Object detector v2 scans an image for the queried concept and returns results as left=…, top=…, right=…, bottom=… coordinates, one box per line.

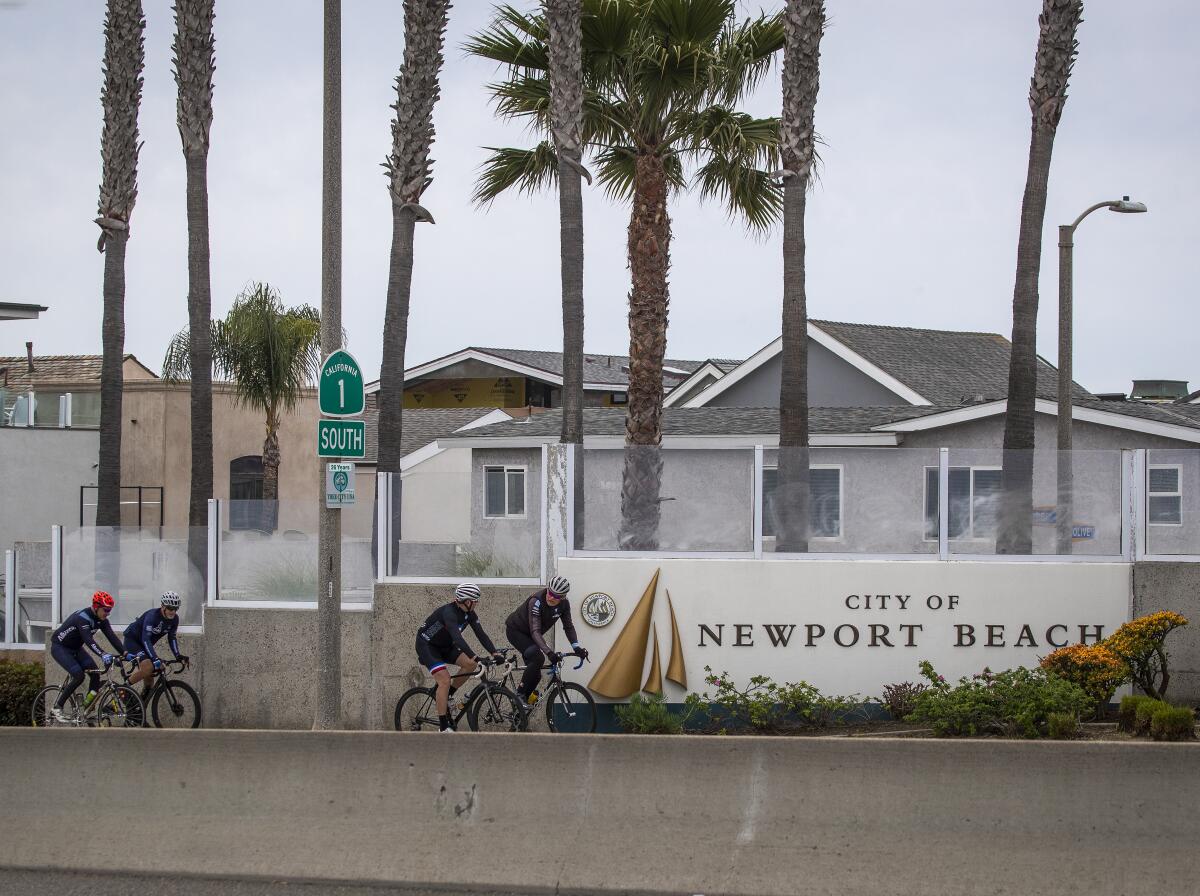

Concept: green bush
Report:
left=1118, top=695, right=1154, bottom=733
left=1150, top=706, right=1196, bottom=742
left=685, top=666, right=862, bottom=732
left=614, top=692, right=684, bottom=735
left=880, top=681, right=928, bottom=721
left=0, top=660, right=44, bottom=726
left=1046, top=712, right=1079, bottom=740
left=906, top=661, right=1092, bottom=738
left=1134, top=699, right=1170, bottom=736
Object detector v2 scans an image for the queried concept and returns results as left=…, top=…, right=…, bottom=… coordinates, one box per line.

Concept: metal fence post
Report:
left=375, top=471, right=392, bottom=581
left=938, top=448, right=950, bottom=561
left=753, top=446, right=764, bottom=560
left=4, top=549, right=15, bottom=644
left=540, top=444, right=549, bottom=585
left=1132, top=449, right=1147, bottom=561
left=51, top=524, right=62, bottom=625
left=206, top=499, right=219, bottom=606
left=564, top=443, right=576, bottom=556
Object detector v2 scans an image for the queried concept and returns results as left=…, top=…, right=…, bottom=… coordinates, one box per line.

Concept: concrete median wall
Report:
left=2, top=729, right=1198, bottom=896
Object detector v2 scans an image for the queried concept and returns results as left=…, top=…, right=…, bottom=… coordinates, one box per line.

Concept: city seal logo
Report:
left=332, top=470, right=350, bottom=493
left=581, top=592, right=617, bottom=628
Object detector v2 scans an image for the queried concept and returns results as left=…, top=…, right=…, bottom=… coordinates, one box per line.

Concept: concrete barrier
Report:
left=2, top=730, right=1199, bottom=895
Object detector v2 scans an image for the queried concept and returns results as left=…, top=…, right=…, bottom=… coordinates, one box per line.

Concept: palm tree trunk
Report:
left=546, top=0, right=586, bottom=548
left=97, top=231, right=127, bottom=532
left=618, top=154, right=671, bottom=550
left=174, top=0, right=216, bottom=607
left=998, top=0, right=1083, bottom=554
left=776, top=0, right=825, bottom=554
left=184, top=151, right=213, bottom=597
left=315, top=0, right=343, bottom=731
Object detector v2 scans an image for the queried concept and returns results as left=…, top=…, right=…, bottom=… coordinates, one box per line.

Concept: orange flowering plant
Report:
left=1039, top=644, right=1128, bottom=714
left=1102, top=611, right=1189, bottom=700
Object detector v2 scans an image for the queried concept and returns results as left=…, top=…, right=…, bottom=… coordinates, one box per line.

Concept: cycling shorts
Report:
left=123, top=635, right=147, bottom=657
left=415, top=636, right=461, bottom=674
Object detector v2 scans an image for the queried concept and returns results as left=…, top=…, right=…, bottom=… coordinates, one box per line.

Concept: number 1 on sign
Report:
left=338, top=379, right=344, bottom=410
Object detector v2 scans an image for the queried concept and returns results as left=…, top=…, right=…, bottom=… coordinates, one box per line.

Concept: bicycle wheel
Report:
left=31, top=687, right=77, bottom=727
left=394, top=686, right=440, bottom=731
left=545, top=682, right=597, bottom=733
left=152, top=680, right=202, bottom=729
left=96, top=685, right=144, bottom=728
left=466, top=685, right=526, bottom=733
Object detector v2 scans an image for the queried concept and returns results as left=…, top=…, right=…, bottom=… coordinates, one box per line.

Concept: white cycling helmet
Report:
left=160, top=591, right=182, bottom=609
left=547, top=575, right=570, bottom=597
left=455, top=582, right=481, bottom=603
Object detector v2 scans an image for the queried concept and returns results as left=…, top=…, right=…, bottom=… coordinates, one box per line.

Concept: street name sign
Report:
left=326, top=462, right=356, bottom=509
left=318, top=419, right=365, bottom=458
left=319, top=349, right=365, bottom=417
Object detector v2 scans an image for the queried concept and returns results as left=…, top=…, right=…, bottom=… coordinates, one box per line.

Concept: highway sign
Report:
left=317, top=419, right=365, bottom=458
left=319, top=349, right=365, bottom=417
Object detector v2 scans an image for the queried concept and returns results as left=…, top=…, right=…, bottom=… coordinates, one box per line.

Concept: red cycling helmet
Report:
left=92, top=590, right=115, bottom=611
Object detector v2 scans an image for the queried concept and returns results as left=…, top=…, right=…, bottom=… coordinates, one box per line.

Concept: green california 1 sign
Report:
left=318, top=349, right=365, bottom=417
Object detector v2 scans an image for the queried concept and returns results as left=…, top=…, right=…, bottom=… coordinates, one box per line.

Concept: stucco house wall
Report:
left=469, top=448, right=543, bottom=577
left=0, top=427, right=98, bottom=551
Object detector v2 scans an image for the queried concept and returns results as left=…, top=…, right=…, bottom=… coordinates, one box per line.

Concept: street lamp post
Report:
left=1057, top=196, right=1147, bottom=554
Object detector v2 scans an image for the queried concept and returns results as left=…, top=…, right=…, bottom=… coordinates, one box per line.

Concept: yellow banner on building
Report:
left=404, top=377, right=526, bottom=409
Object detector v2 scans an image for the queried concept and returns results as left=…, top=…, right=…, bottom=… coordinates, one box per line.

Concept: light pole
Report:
left=1057, top=196, right=1147, bottom=553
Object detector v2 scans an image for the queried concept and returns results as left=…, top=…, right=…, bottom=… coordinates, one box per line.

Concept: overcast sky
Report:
left=1, top=1, right=1196, bottom=396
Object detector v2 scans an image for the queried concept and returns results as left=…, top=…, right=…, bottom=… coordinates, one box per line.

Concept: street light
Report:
left=1057, top=196, right=1148, bottom=553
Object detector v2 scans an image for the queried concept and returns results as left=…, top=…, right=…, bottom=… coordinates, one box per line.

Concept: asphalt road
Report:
left=0, top=870, right=550, bottom=896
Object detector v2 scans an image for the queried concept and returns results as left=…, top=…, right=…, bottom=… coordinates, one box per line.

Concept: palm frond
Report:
left=594, top=144, right=685, bottom=202
left=161, top=326, right=192, bottom=383
left=473, top=142, right=560, bottom=204
left=693, top=152, right=782, bottom=232
left=462, top=5, right=548, bottom=71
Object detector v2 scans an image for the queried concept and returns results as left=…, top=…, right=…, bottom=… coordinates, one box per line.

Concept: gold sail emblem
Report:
left=588, top=570, right=687, bottom=699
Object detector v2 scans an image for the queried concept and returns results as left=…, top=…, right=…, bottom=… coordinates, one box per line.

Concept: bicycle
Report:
left=394, top=650, right=525, bottom=732
left=129, top=656, right=201, bottom=728
left=32, top=658, right=145, bottom=729
left=494, top=651, right=597, bottom=734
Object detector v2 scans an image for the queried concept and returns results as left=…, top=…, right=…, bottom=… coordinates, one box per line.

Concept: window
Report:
left=1148, top=465, right=1182, bottom=526
left=484, top=465, right=526, bottom=518
left=924, top=466, right=1003, bottom=540
left=763, top=466, right=842, bottom=539
left=230, top=456, right=275, bottom=531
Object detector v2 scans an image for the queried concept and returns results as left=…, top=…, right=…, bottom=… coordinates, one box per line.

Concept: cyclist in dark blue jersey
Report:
left=48, top=590, right=125, bottom=723
left=123, top=591, right=188, bottom=701
left=414, top=583, right=503, bottom=731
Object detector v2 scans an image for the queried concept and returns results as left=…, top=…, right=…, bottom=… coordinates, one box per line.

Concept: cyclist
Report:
left=505, top=574, right=588, bottom=706
left=415, top=583, right=503, bottom=732
left=48, top=590, right=125, bottom=723
left=123, top=591, right=189, bottom=702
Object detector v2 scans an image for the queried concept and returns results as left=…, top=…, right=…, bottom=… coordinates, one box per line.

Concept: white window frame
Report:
left=922, top=465, right=1002, bottom=541
left=483, top=464, right=527, bottom=520
left=761, top=463, right=844, bottom=541
left=1147, top=464, right=1183, bottom=527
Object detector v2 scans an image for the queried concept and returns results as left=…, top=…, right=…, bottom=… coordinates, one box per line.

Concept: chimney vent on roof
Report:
left=26, top=342, right=34, bottom=374
left=1130, top=380, right=1188, bottom=403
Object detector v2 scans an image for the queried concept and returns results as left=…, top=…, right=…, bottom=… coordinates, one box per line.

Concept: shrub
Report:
left=1103, top=611, right=1188, bottom=700
left=0, top=660, right=44, bottom=726
left=686, top=667, right=860, bottom=732
left=906, top=660, right=1092, bottom=738
left=1150, top=706, right=1196, bottom=742
left=1118, top=695, right=1154, bottom=733
left=615, top=692, right=683, bottom=735
left=1039, top=644, right=1128, bottom=714
left=1047, top=712, right=1080, bottom=740
left=880, top=681, right=928, bottom=721
left=1134, top=699, right=1170, bottom=736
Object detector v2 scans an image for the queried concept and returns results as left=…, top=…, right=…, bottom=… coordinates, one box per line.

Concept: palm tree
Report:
left=172, top=0, right=216, bottom=595
left=162, top=283, right=322, bottom=519
left=774, top=0, right=825, bottom=554
left=377, top=0, right=450, bottom=570
left=95, top=0, right=145, bottom=531
left=544, top=0, right=587, bottom=546
left=468, top=0, right=784, bottom=549
left=998, top=0, right=1084, bottom=554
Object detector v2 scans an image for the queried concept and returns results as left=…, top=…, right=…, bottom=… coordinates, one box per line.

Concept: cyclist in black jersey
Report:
left=505, top=574, right=588, bottom=705
left=123, top=591, right=188, bottom=701
left=415, top=583, right=503, bottom=731
left=48, top=590, right=125, bottom=723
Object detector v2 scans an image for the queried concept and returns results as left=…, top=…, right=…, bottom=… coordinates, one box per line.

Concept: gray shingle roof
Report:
left=1078, top=399, right=1200, bottom=429
left=471, top=347, right=717, bottom=387
left=810, top=320, right=1091, bottom=404
left=361, top=398, right=500, bottom=463
left=0, top=354, right=156, bottom=392
left=442, top=400, right=1200, bottom=443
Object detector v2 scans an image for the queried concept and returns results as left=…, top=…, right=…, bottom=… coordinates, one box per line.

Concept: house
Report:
left=0, top=302, right=48, bottom=322
left=367, top=346, right=727, bottom=410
